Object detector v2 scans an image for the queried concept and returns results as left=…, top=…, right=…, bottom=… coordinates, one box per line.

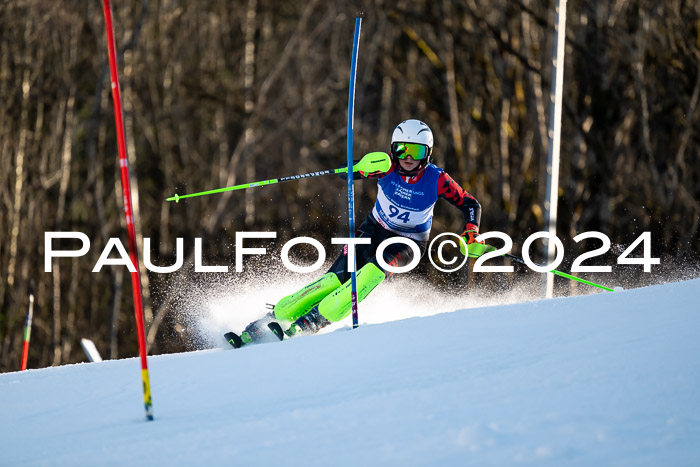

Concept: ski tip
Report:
left=267, top=322, right=285, bottom=341
left=224, top=332, right=243, bottom=349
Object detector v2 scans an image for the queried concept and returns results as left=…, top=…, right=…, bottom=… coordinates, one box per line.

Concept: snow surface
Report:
left=2, top=278, right=699, bottom=466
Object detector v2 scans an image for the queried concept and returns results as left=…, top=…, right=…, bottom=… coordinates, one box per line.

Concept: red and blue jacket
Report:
left=360, top=160, right=481, bottom=241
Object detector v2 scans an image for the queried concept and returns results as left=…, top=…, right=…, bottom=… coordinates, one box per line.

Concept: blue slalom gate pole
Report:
left=347, top=17, right=362, bottom=329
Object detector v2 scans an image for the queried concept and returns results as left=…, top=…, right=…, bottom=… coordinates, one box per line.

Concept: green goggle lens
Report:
left=392, top=143, right=429, bottom=160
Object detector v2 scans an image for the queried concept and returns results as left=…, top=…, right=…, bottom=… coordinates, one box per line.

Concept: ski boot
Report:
left=268, top=306, right=330, bottom=341
left=224, top=306, right=275, bottom=349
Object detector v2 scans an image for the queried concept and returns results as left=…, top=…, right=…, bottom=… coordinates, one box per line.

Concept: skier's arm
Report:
left=438, top=172, right=490, bottom=257
left=437, top=171, right=481, bottom=232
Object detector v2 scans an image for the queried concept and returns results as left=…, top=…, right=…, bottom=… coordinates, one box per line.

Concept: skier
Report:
left=226, top=119, right=490, bottom=348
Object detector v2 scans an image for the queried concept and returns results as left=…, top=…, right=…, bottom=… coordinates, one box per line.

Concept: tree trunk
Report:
left=441, top=0, right=466, bottom=177
left=52, top=88, right=76, bottom=366
left=123, top=68, right=153, bottom=326
left=244, top=0, right=258, bottom=226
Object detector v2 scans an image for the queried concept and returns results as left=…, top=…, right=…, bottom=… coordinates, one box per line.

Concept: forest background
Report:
left=1, top=0, right=698, bottom=372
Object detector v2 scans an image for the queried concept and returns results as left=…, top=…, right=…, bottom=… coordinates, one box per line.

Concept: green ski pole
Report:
left=166, top=151, right=390, bottom=203
left=505, top=253, right=614, bottom=292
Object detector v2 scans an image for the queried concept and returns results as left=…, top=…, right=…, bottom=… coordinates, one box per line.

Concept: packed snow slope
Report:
left=2, top=278, right=699, bottom=466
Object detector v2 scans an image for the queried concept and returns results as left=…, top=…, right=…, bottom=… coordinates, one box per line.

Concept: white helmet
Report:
left=390, top=119, right=434, bottom=175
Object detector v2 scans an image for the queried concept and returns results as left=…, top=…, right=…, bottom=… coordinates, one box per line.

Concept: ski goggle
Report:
left=391, top=142, right=429, bottom=161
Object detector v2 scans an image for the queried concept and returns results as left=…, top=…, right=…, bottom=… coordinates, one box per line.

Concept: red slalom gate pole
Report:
left=20, top=285, right=35, bottom=371
left=102, top=0, right=153, bottom=421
